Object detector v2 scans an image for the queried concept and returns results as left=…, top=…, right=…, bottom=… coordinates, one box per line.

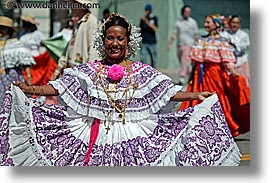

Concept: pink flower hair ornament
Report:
left=107, top=64, right=125, bottom=81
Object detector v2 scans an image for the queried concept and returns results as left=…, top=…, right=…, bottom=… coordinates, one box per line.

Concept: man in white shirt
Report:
left=167, top=5, right=198, bottom=85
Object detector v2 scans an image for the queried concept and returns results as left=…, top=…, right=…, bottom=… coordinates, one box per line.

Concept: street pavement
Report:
left=235, top=132, right=250, bottom=166
left=158, top=68, right=250, bottom=166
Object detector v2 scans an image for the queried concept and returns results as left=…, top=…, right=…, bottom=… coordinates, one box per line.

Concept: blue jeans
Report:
left=141, top=43, right=157, bottom=68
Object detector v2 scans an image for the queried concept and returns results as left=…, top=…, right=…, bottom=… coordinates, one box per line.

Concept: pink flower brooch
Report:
left=107, top=64, right=125, bottom=81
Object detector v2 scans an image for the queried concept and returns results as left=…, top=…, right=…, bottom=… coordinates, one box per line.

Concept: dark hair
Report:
left=22, top=20, right=37, bottom=32
left=229, top=15, right=241, bottom=24
left=145, top=4, right=152, bottom=12
left=103, top=8, right=110, bottom=15
left=181, top=5, right=191, bottom=15
left=8, top=27, right=14, bottom=37
left=0, top=25, right=14, bottom=38
left=102, top=13, right=131, bottom=41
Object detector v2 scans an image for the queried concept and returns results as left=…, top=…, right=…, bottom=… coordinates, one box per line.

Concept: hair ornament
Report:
left=93, top=13, right=142, bottom=58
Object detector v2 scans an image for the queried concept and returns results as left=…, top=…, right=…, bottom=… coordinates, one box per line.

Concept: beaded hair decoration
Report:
left=93, top=13, right=142, bottom=58
left=208, top=14, right=225, bottom=29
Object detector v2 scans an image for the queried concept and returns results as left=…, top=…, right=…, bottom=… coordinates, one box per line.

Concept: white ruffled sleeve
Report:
left=49, top=63, right=183, bottom=122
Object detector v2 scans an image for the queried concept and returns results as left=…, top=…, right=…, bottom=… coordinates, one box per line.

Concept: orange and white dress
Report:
left=179, top=36, right=250, bottom=137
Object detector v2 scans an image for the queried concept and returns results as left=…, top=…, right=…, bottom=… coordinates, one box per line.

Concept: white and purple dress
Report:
left=0, top=61, right=241, bottom=166
left=0, top=38, right=36, bottom=105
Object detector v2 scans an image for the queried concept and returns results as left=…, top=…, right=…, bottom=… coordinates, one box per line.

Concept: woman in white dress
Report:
left=0, top=13, right=241, bottom=166
left=0, top=16, right=35, bottom=105
left=221, top=15, right=250, bottom=87
left=19, top=14, right=44, bottom=57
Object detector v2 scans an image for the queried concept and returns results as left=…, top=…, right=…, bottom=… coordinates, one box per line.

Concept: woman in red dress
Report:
left=179, top=14, right=250, bottom=137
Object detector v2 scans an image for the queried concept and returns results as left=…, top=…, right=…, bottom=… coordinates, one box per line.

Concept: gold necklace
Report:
left=94, top=61, right=138, bottom=134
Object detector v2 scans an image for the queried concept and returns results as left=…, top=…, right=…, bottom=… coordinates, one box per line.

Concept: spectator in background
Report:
left=18, top=14, right=57, bottom=104
left=19, top=14, right=45, bottom=57
left=51, top=0, right=100, bottom=80
left=221, top=15, right=250, bottom=87
left=42, top=14, right=74, bottom=62
left=140, top=4, right=158, bottom=68
left=167, top=5, right=199, bottom=85
left=101, top=8, right=110, bottom=23
left=0, top=16, right=35, bottom=105
left=179, top=14, right=250, bottom=137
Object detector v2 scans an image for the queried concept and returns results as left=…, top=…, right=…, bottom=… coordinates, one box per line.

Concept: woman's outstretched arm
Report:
left=13, top=80, right=59, bottom=96
left=170, top=91, right=214, bottom=102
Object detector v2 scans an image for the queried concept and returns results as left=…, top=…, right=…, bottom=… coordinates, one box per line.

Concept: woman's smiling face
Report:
left=204, top=16, right=216, bottom=33
left=104, top=25, right=128, bottom=62
left=230, top=17, right=241, bottom=33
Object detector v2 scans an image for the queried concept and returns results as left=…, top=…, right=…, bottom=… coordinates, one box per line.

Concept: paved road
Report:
left=235, top=132, right=250, bottom=166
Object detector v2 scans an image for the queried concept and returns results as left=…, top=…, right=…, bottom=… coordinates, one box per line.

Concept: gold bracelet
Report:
left=32, top=85, right=36, bottom=95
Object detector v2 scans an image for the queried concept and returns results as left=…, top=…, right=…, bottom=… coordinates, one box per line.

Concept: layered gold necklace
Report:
left=90, top=60, right=138, bottom=134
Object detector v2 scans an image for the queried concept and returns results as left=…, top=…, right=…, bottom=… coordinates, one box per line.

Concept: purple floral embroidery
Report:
left=86, top=110, right=193, bottom=166
left=178, top=146, right=198, bottom=163
left=0, top=91, right=14, bottom=166
left=29, top=101, right=88, bottom=166
left=57, top=63, right=177, bottom=116
left=59, top=74, right=89, bottom=104
left=211, top=101, right=225, bottom=121
left=197, top=115, right=223, bottom=148
left=0, top=69, right=24, bottom=104
left=177, top=100, right=233, bottom=166
left=0, top=61, right=238, bottom=166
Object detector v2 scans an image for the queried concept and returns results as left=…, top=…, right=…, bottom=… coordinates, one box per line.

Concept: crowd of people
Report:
left=0, top=1, right=250, bottom=166
left=179, top=14, right=250, bottom=137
